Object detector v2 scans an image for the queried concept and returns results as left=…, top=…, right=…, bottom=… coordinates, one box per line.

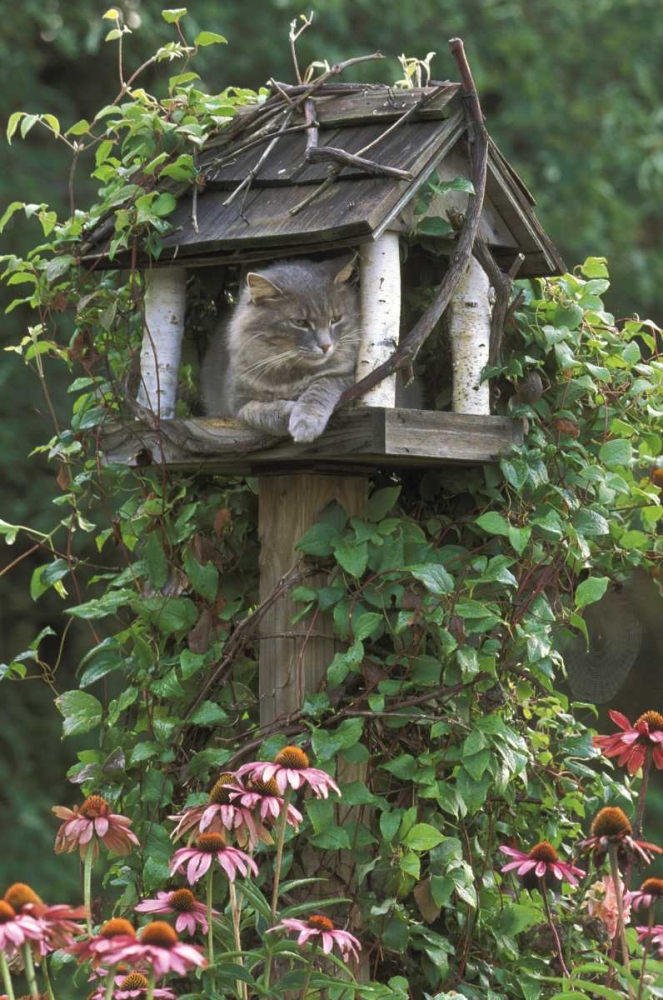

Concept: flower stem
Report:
left=270, top=787, right=293, bottom=921
left=636, top=908, right=655, bottom=1000
left=0, top=951, right=16, bottom=1000
left=635, top=747, right=653, bottom=838
left=538, top=878, right=571, bottom=980
left=40, top=955, right=56, bottom=1000
left=104, top=968, right=115, bottom=1000
left=22, top=944, right=39, bottom=1000
left=83, top=846, right=94, bottom=934
left=608, top=844, right=634, bottom=998
left=299, top=941, right=318, bottom=1000
left=207, top=868, right=215, bottom=967
left=146, top=969, right=155, bottom=1000
left=229, top=882, right=247, bottom=1000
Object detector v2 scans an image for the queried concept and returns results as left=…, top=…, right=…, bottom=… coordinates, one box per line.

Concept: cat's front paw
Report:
left=288, top=405, right=330, bottom=443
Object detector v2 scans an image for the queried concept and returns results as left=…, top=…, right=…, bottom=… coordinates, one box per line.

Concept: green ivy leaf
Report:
left=56, top=690, right=103, bottom=737
left=407, top=563, right=454, bottom=595
left=404, top=824, right=445, bottom=851
left=194, top=30, right=227, bottom=46
left=415, top=216, right=454, bottom=237
left=599, top=438, right=633, bottom=468
left=475, top=511, right=510, bottom=536
left=334, top=539, right=368, bottom=577
left=366, top=486, right=401, bottom=521
left=162, top=8, right=187, bottom=22
left=575, top=576, right=609, bottom=609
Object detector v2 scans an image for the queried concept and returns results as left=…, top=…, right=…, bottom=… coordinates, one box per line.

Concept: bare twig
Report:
left=355, top=82, right=452, bottom=157
left=306, top=145, right=412, bottom=179
left=289, top=170, right=341, bottom=216
left=222, top=108, right=295, bottom=207
left=289, top=13, right=314, bottom=85
left=473, top=238, right=525, bottom=365
left=182, top=565, right=317, bottom=720
left=337, top=37, right=488, bottom=407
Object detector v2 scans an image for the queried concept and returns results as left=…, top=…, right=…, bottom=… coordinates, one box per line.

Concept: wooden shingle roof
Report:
left=84, top=83, right=564, bottom=277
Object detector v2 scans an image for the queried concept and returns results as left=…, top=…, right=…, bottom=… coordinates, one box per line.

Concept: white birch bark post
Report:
left=356, top=233, right=401, bottom=407
left=449, top=257, right=492, bottom=415
left=136, top=268, right=187, bottom=419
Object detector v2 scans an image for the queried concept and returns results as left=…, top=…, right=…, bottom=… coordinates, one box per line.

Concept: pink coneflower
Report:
left=627, top=877, right=663, bottom=912
left=578, top=806, right=663, bottom=867
left=108, top=921, right=206, bottom=977
left=53, top=795, right=140, bottom=859
left=236, top=746, right=340, bottom=799
left=268, top=914, right=361, bottom=962
left=90, top=972, right=176, bottom=1000
left=169, top=773, right=263, bottom=848
left=135, top=889, right=216, bottom=936
left=636, top=924, right=663, bottom=956
left=0, top=900, right=45, bottom=957
left=69, top=918, right=138, bottom=968
left=585, top=875, right=631, bottom=938
left=3, top=882, right=87, bottom=953
left=229, top=778, right=303, bottom=831
left=170, top=833, right=258, bottom=885
left=593, top=710, right=663, bottom=774
left=499, top=841, right=585, bottom=891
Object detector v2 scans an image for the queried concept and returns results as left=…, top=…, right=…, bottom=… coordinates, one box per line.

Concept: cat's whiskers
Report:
left=242, top=350, right=299, bottom=376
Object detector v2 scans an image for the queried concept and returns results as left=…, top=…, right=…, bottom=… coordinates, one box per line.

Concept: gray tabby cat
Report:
left=201, top=256, right=359, bottom=443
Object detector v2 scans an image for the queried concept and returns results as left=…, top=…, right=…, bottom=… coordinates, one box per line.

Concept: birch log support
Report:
left=356, top=233, right=401, bottom=407
left=449, top=257, right=492, bottom=415
left=136, top=268, right=187, bottom=419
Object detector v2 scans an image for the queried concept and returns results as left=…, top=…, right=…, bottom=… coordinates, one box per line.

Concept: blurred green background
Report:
left=1, top=0, right=662, bottom=902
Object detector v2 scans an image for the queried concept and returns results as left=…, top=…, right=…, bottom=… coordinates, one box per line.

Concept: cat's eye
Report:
left=331, top=315, right=342, bottom=325
left=291, top=318, right=311, bottom=329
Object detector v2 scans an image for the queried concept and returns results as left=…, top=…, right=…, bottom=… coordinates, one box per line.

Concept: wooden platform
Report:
left=99, top=408, right=523, bottom=475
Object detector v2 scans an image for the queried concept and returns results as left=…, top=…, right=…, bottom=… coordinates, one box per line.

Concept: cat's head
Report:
left=242, top=255, right=358, bottom=365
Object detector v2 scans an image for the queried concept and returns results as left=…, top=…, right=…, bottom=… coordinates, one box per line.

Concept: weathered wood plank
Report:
left=99, top=409, right=523, bottom=473
left=203, top=120, right=451, bottom=186
left=306, top=85, right=459, bottom=125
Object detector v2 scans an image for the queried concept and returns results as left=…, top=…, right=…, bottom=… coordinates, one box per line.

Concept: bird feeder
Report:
left=85, top=78, right=563, bottom=726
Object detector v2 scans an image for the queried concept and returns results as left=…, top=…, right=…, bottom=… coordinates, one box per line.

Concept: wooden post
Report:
left=136, top=268, right=187, bottom=419
left=356, top=233, right=401, bottom=407
left=449, top=257, right=492, bottom=415
left=258, top=472, right=367, bottom=725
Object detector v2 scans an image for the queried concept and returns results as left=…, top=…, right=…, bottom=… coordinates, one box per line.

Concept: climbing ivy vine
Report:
left=1, top=9, right=663, bottom=1000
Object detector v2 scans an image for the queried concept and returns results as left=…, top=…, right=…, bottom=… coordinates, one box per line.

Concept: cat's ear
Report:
left=332, top=253, right=357, bottom=285
left=246, top=272, right=283, bottom=303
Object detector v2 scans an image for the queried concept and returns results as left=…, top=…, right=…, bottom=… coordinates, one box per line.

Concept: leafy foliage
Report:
left=1, top=9, right=663, bottom=1000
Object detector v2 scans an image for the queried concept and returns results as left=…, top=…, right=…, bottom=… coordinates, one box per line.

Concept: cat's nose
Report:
left=320, top=343, right=331, bottom=354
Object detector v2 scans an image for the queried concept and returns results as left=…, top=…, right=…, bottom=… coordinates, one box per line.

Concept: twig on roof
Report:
left=222, top=108, right=295, bottom=208
left=306, top=145, right=413, bottom=180
left=354, top=82, right=451, bottom=157
left=337, top=36, right=489, bottom=407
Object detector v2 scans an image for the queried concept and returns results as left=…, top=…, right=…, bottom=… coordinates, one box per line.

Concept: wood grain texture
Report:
left=258, top=473, right=368, bottom=726
left=99, top=409, right=523, bottom=473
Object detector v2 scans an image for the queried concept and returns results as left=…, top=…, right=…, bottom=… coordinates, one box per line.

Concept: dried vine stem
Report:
left=305, top=145, right=413, bottom=179
left=473, top=238, right=525, bottom=365
left=337, top=36, right=488, bottom=408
